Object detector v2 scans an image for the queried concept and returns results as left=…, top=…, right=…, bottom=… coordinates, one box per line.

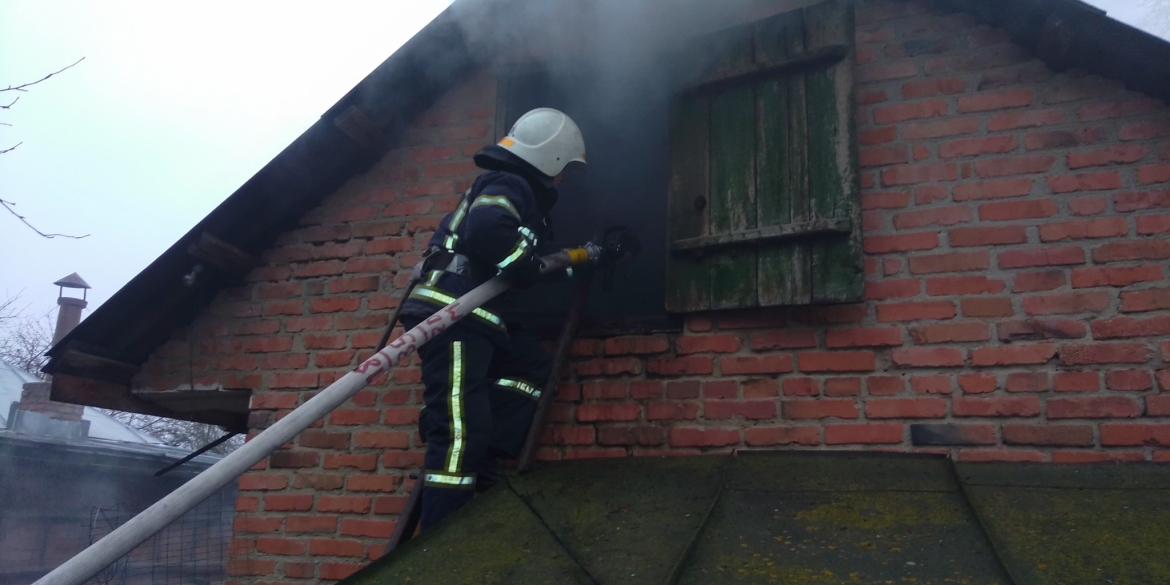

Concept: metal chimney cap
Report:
left=54, top=273, right=91, bottom=289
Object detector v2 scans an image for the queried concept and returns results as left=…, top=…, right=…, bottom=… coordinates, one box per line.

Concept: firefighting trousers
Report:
left=402, top=318, right=550, bottom=530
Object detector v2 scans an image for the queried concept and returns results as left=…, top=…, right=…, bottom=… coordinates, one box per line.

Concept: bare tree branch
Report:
left=0, top=142, right=21, bottom=153
left=1, top=96, right=19, bottom=109
left=0, top=57, right=85, bottom=93
left=0, top=304, right=53, bottom=378
left=0, top=198, right=89, bottom=239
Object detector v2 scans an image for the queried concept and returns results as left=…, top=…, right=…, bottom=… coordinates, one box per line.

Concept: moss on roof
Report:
left=344, top=452, right=1170, bottom=585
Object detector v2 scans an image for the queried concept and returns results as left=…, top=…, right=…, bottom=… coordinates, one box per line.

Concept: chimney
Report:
left=7, top=273, right=92, bottom=439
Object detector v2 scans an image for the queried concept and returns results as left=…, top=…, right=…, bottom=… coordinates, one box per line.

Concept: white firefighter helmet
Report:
left=498, top=108, right=586, bottom=177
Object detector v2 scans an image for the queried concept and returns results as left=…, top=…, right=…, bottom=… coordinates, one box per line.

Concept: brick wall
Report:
left=128, top=1, right=1170, bottom=582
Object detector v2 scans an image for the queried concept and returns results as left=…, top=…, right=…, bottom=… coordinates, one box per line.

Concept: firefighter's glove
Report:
left=503, top=253, right=544, bottom=290
left=596, top=225, right=641, bottom=266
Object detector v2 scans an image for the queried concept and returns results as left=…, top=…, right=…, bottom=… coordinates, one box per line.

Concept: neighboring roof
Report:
left=0, top=357, right=163, bottom=444
left=43, top=0, right=1170, bottom=421
left=345, top=452, right=1170, bottom=585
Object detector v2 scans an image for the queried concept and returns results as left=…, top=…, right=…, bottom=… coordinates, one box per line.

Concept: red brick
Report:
left=322, top=453, right=378, bottom=472
left=1048, top=396, right=1142, bottom=418
left=645, top=356, right=713, bottom=376
left=582, top=381, right=628, bottom=400
left=797, top=351, right=877, bottom=373
left=961, top=297, right=1014, bottom=318
left=914, top=185, right=948, bottom=205
left=1025, top=128, right=1105, bottom=151
left=663, top=381, right=700, bottom=400
left=1054, top=371, right=1099, bottom=392
left=824, top=423, right=904, bottom=445
left=542, top=426, right=596, bottom=446
left=329, top=409, right=380, bottom=426
left=269, top=452, right=320, bottom=469
left=251, top=393, right=299, bottom=410
left=823, top=378, right=862, bottom=397
left=959, top=373, right=998, bottom=394
left=720, top=355, right=794, bottom=375
left=784, top=399, right=858, bottom=420
left=1024, top=291, right=1111, bottom=315
left=882, top=163, right=958, bottom=186
left=891, top=347, right=965, bottom=368
left=953, top=396, right=1041, bottom=417
left=1012, top=271, right=1067, bottom=293
left=782, top=378, right=819, bottom=397
left=309, top=538, right=366, bottom=558
left=864, top=232, right=939, bottom=254
left=988, top=109, right=1067, bottom=132
left=940, top=136, right=1019, bottom=159
left=945, top=224, right=1029, bottom=245
left=1039, top=217, right=1128, bottom=242
left=1120, top=120, right=1170, bottom=141
left=749, top=330, right=818, bottom=351
left=1148, top=395, right=1170, bottom=415
left=910, top=375, right=953, bottom=395
left=1114, top=189, right=1170, bottom=212
left=874, top=100, right=949, bottom=124
left=255, top=536, right=307, bottom=556
left=909, top=251, right=990, bottom=274
left=317, top=496, right=371, bottom=514
left=958, top=89, right=1034, bottom=113
left=859, top=61, right=919, bottom=82
left=350, top=430, right=407, bottom=450
left=893, top=206, right=973, bottom=229
left=1066, top=145, right=1148, bottom=169
left=669, top=428, right=740, bottom=448
left=704, top=380, right=738, bottom=399
left=952, top=180, right=1036, bottom=204
left=263, top=494, right=314, bottom=512
left=339, top=519, right=395, bottom=538
left=868, top=376, right=904, bottom=396
left=597, top=426, right=668, bottom=446
left=866, top=398, right=947, bottom=419
left=743, top=379, right=780, bottom=398
left=1061, top=342, right=1152, bottom=365
left=1000, top=247, right=1085, bottom=269
left=719, top=309, right=787, bottom=329
left=1091, top=316, right=1170, bottom=339
left=1092, top=240, right=1170, bottom=263
left=1106, top=370, right=1153, bottom=391
left=860, top=126, right=898, bottom=145
left=909, top=322, right=991, bottom=344
left=860, top=145, right=910, bottom=167
left=604, top=335, right=671, bottom=356
left=677, top=335, right=740, bottom=354
left=901, top=77, right=966, bottom=99
left=1005, top=372, right=1049, bottom=392
left=744, top=426, right=821, bottom=446
left=704, top=400, right=777, bottom=420
left=1002, top=424, right=1093, bottom=446
left=1048, top=171, right=1122, bottom=193
left=865, top=279, right=921, bottom=300
left=862, top=191, right=912, bottom=210
left=647, top=401, right=698, bottom=421
left=577, top=357, right=643, bottom=376
left=970, top=344, right=1056, bottom=367
left=876, top=301, right=956, bottom=322
left=1069, top=195, right=1108, bottom=216
left=577, top=403, right=641, bottom=422
left=974, top=155, right=1054, bottom=178
left=1121, top=288, right=1170, bottom=313
left=286, top=515, right=338, bottom=534
left=903, top=118, right=980, bottom=140
left=979, top=199, right=1058, bottom=221
left=825, top=327, right=903, bottom=349
left=925, top=276, right=1006, bottom=296
left=1137, top=214, right=1170, bottom=234
left=998, top=319, right=1088, bottom=342
left=1101, top=424, right=1170, bottom=447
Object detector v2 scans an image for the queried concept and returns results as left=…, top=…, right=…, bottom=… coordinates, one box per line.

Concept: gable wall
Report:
left=125, top=1, right=1170, bottom=583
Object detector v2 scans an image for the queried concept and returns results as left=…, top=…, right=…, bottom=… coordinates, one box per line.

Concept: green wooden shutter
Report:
left=666, top=0, right=861, bottom=313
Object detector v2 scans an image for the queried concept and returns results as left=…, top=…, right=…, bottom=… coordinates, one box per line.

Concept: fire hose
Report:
left=32, top=240, right=637, bottom=585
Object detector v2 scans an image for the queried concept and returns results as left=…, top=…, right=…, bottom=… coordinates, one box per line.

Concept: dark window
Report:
left=666, top=0, right=862, bottom=312
left=493, top=66, right=680, bottom=334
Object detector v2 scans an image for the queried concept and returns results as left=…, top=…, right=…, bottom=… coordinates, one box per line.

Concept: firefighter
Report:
left=398, top=108, right=588, bottom=529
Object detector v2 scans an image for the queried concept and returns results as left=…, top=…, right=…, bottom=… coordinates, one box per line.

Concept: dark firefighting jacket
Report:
left=398, top=145, right=561, bottom=337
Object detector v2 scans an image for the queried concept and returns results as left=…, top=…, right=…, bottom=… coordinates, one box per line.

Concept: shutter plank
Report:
left=666, top=95, right=712, bottom=312
left=756, top=10, right=811, bottom=306
left=709, top=29, right=758, bottom=310
left=806, top=0, right=862, bottom=304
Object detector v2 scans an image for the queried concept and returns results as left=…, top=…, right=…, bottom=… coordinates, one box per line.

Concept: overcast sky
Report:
left=0, top=0, right=1165, bottom=325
